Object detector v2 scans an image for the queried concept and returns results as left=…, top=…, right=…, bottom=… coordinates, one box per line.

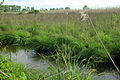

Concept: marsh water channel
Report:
left=0, top=46, right=120, bottom=80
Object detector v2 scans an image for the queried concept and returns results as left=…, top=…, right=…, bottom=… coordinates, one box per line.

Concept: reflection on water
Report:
left=0, top=46, right=120, bottom=80
left=11, top=50, right=54, bottom=70
left=92, top=71, right=120, bottom=80
left=0, top=47, right=54, bottom=72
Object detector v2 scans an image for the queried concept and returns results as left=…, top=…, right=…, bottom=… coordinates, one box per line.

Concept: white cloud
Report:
left=3, top=0, right=120, bottom=9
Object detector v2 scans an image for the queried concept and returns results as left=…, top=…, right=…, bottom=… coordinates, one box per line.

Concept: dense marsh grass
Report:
left=0, top=8, right=120, bottom=65
left=0, top=8, right=120, bottom=79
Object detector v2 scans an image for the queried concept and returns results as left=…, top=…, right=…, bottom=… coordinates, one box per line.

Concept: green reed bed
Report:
left=0, top=9, right=120, bottom=80
left=0, top=9, right=120, bottom=64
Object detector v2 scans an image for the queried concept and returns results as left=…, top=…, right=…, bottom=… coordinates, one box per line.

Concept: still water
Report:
left=0, top=47, right=120, bottom=80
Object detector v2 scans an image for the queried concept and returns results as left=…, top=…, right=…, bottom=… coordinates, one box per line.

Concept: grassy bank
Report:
left=0, top=9, right=120, bottom=64
left=0, top=55, right=27, bottom=80
left=0, top=55, right=92, bottom=80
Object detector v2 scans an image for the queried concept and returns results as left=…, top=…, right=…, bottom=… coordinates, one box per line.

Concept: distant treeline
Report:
left=0, top=5, right=21, bottom=12
left=0, top=5, right=71, bottom=13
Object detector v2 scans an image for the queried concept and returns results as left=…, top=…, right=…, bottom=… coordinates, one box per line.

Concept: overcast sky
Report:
left=3, top=0, right=120, bottom=9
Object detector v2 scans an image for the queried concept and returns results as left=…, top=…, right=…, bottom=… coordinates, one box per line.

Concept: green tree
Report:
left=40, top=8, right=44, bottom=11
left=26, top=7, right=30, bottom=11
left=59, top=8, right=64, bottom=10
left=3, top=5, right=10, bottom=12
left=0, top=0, right=4, bottom=5
left=22, top=8, right=27, bottom=11
left=65, top=7, right=70, bottom=10
left=31, top=7, right=34, bottom=11
left=0, top=0, right=4, bottom=12
left=45, top=8, right=48, bottom=11
left=56, top=8, right=59, bottom=10
left=22, top=6, right=27, bottom=11
left=11, top=5, right=21, bottom=12
left=50, top=8, right=55, bottom=11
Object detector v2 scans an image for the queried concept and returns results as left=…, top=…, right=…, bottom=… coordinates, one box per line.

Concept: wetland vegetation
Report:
left=0, top=8, right=120, bottom=80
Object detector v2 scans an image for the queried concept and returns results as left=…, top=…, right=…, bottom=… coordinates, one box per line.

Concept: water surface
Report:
left=0, top=47, right=120, bottom=80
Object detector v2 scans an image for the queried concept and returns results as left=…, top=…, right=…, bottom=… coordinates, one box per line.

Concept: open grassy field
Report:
left=0, top=8, right=120, bottom=79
